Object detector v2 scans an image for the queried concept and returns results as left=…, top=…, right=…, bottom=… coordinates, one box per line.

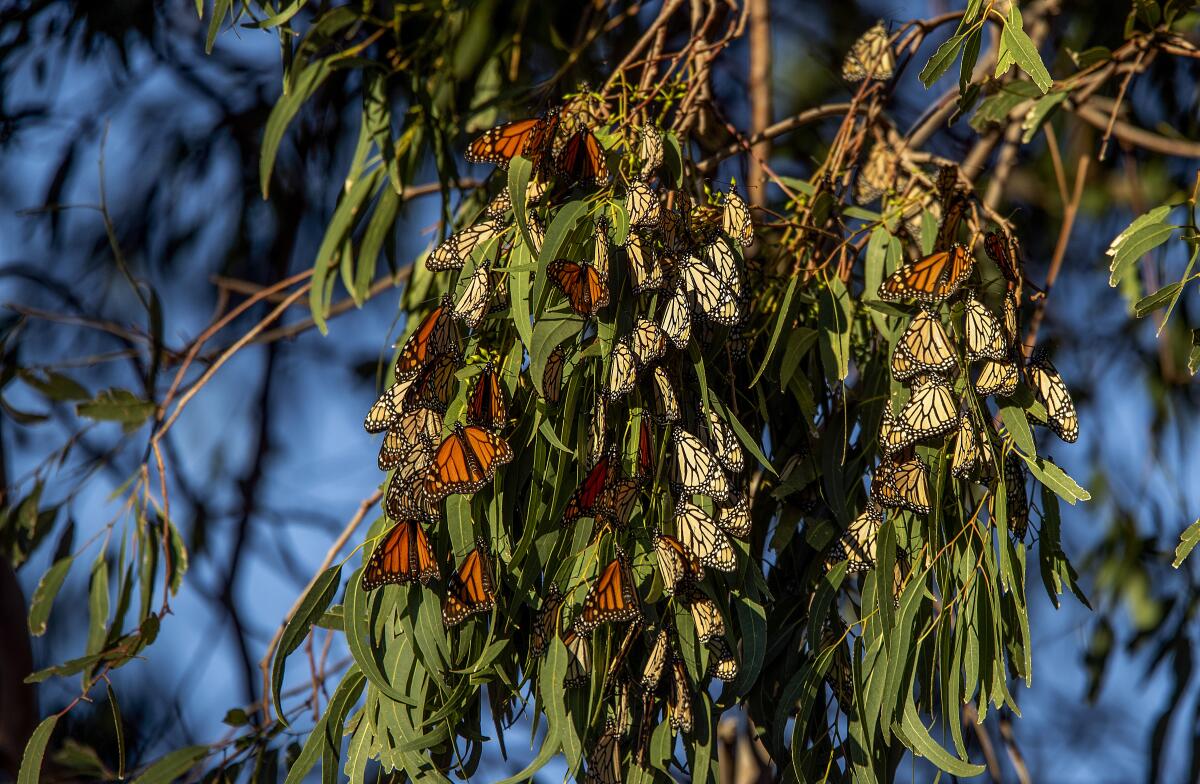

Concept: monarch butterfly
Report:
left=825, top=502, right=883, bottom=572
left=722, top=190, right=754, bottom=247
left=625, top=232, right=665, bottom=294
left=892, top=309, right=957, bottom=381
left=361, top=519, right=440, bottom=590
left=583, top=730, right=621, bottom=784
left=964, top=296, right=1008, bottom=361
left=1025, top=349, right=1079, bottom=443
left=443, top=542, right=496, bottom=626
left=705, top=409, right=745, bottom=474
left=636, top=420, right=655, bottom=482
left=821, top=621, right=855, bottom=710
left=575, top=556, right=641, bottom=634
left=604, top=677, right=633, bottom=737
left=466, top=362, right=508, bottom=431
left=660, top=281, right=693, bottom=349
left=365, top=375, right=417, bottom=434
left=708, top=636, right=739, bottom=681
left=640, top=628, right=671, bottom=691
left=547, top=260, right=609, bottom=317
left=589, top=396, right=608, bottom=467
left=660, top=206, right=689, bottom=258
left=842, top=21, right=895, bottom=82
left=542, top=343, right=569, bottom=405
left=557, top=128, right=609, bottom=186
left=484, top=189, right=512, bottom=219
left=527, top=210, right=547, bottom=254
left=990, top=452, right=1029, bottom=538
left=428, top=220, right=503, bottom=272
left=716, top=495, right=752, bottom=539
left=951, top=414, right=981, bottom=480
left=601, top=339, right=637, bottom=402
left=654, top=532, right=703, bottom=595
left=563, top=631, right=592, bottom=687
left=626, top=180, right=660, bottom=228
left=975, top=358, right=1018, bottom=397
left=984, top=230, right=1023, bottom=290
left=878, top=406, right=908, bottom=456
left=561, top=450, right=617, bottom=526
left=531, top=584, right=564, bottom=657
left=650, top=366, right=681, bottom=426
left=683, top=253, right=742, bottom=327
left=897, top=375, right=959, bottom=443
left=630, top=318, right=667, bottom=369
left=378, top=408, right=443, bottom=471
left=595, top=477, right=641, bottom=528
left=1002, top=290, right=1020, bottom=346
left=687, top=591, right=726, bottom=642
left=451, top=262, right=497, bottom=330
left=706, top=238, right=744, bottom=294
left=667, top=658, right=693, bottom=733
left=670, top=426, right=730, bottom=502
left=402, top=353, right=460, bottom=414
left=935, top=191, right=969, bottom=252
left=872, top=456, right=931, bottom=515
left=393, top=298, right=460, bottom=381
left=878, top=244, right=974, bottom=305
left=854, top=141, right=898, bottom=205
left=465, top=109, right=560, bottom=168
left=675, top=500, right=737, bottom=572
left=687, top=203, right=723, bottom=246
left=385, top=443, right=439, bottom=522
left=636, top=126, right=663, bottom=179
left=424, top=423, right=513, bottom=500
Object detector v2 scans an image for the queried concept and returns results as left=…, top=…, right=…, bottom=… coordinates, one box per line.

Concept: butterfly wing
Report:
left=670, top=426, right=730, bottom=502
left=964, top=297, right=1008, bottom=361
left=600, top=339, right=638, bottom=401
left=466, top=116, right=553, bottom=167
left=576, top=557, right=641, bottom=633
left=660, top=281, right=693, bottom=349
left=879, top=244, right=973, bottom=304
left=361, top=520, right=440, bottom=590
left=428, top=220, right=503, bottom=272
left=721, top=190, right=754, bottom=247
left=674, top=500, right=736, bottom=572
left=466, top=363, right=508, bottom=431
left=892, top=309, right=957, bottom=380
left=898, top=376, right=958, bottom=442
left=625, top=232, right=664, bottom=294
left=1026, top=349, right=1078, bottom=442
left=626, top=180, right=660, bottom=229
left=825, top=502, right=883, bottom=572
left=443, top=546, right=496, bottom=625
left=557, top=129, right=609, bottom=186
left=975, top=358, right=1019, bottom=397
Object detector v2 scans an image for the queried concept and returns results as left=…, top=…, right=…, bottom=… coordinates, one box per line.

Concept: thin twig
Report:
left=1024, top=155, right=1090, bottom=355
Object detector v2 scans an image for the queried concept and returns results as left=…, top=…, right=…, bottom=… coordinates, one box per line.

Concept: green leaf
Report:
left=76, top=389, right=154, bottom=430
left=530, top=312, right=584, bottom=399
left=261, top=59, right=332, bottom=199
left=508, top=156, right=534, bottom=253
left=19, top=370, right=89, bottom=402
left=284, top=667, right=365, bottom=784
left=752, top=275, right=798, bottom=385
left=108, top=683, right=126, bottom=780
left=354, top=186, right=399, bottom=305
left=999, top=403, right=1035, bottom=456
left=1021, top=91, right=1067, bottom=142
left=1173, top=518, right=1200, bottom=568
left=919, top=33, right=966, bottom=87
left=132, top=746, right=209, bottom=784
left=28, top=556, right=73, bottom=636
left=1107, top=206, right=1176, bottom=286
left=1134, top=281, right=1187, bottom=318
left=508, top=239, right=535, bottom=355
left=662, top=131, right=684, bottom=187
left=272, top=564, right=342, bottom=726
left=1190, top=330, right=1200, bottom=375
left=18, top=716, right=58, bottom=784
left=86, top=557, right=109, bottom=656
left=969, top=81, right=1042, bottom=130
left=817, top=274, right=853, bottom=382
left=205, top=0, right=231, bottom=53
left=1021, top=454, right=1090, bottom=504
left=900, top=690, right=985, bottom=777
left=1000, top=7, right=1053, bottom=93
left=310, top=168, right=383, bottom=334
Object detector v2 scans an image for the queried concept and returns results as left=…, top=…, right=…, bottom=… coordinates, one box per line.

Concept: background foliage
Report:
left=1, top=0, right=1198, bottom=782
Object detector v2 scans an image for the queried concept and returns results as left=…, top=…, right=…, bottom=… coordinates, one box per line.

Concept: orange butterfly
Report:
left=636, top=420, right=654, bottom=485
left=402, top=353, right=460, bottom=414
left=361, top=519, right=440, bottom=590
left=466, top=362, right=508, bottom=431
left=443, top=541, right=496, bottom=626
left=574, top=555, right=641, bottom=634
left=424, top=423, right=513, bottom=501
left=394, top=298, right=460, bottom=380
left=465, top=109, right=560, bottom=168
left=878, top=244, right=974, bottom=305
left=556, top=128, right=609, bottom=186
left=561, top=450, right=617, bottom=527
left=547, top=260, right=608, bottom=317
left=984, top=230, right=1023, bottom=288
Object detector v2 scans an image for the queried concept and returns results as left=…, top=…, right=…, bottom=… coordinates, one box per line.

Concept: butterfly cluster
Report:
left=360, top=95, right=761, bottom=776
left=827, top=168, right=1080, bottom=580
